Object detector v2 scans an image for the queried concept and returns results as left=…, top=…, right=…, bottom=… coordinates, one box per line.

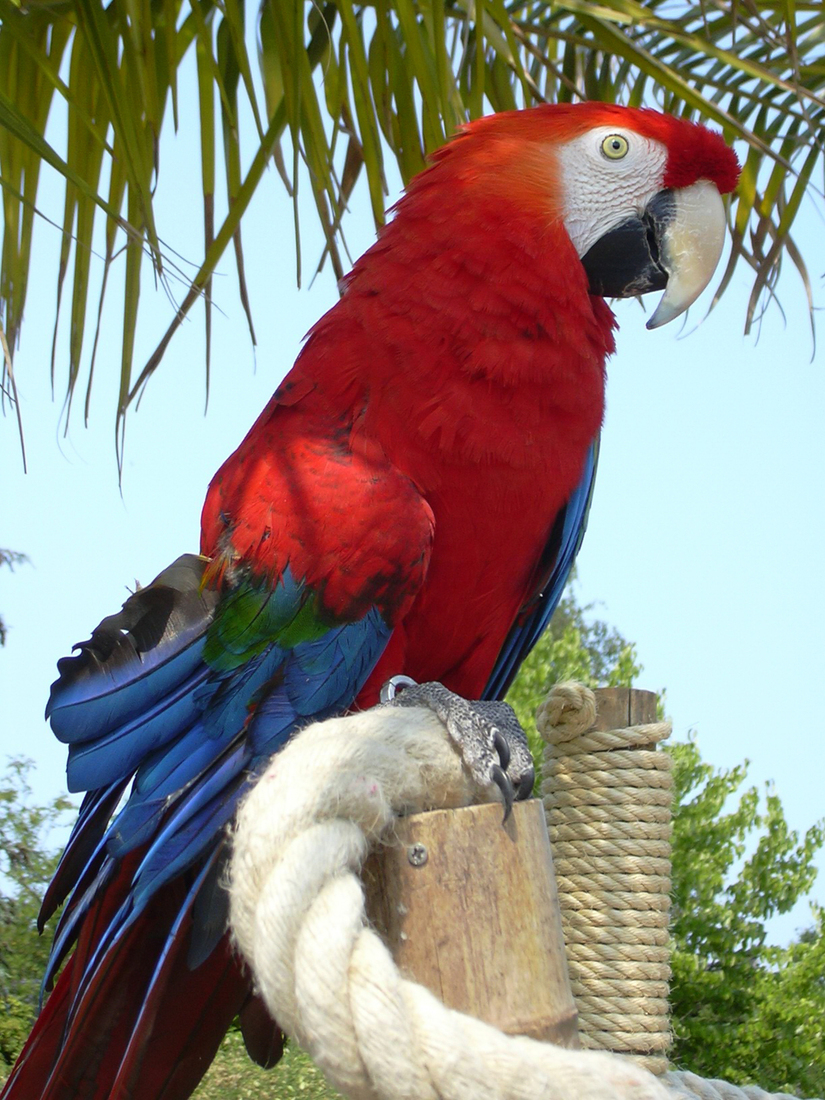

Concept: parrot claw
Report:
left=382, top=679, right=534, bottom=821
left=493, top=728, right=511, bottom=772
left=490, top=763, right=515, bottom=822
left=379, top=674, right=419, bottom=703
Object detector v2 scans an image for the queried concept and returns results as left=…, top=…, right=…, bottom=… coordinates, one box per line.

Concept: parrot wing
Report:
left=4, top=456, right=434, bottom=1100
left=483, top=438, right=599, bottom=701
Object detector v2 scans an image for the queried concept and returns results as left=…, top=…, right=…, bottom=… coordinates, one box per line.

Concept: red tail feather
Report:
left=2, top=854, right=257, bottom=1100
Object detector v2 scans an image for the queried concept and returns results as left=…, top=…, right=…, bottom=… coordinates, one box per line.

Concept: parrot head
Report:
left=415, top=103, right=740, bottom=329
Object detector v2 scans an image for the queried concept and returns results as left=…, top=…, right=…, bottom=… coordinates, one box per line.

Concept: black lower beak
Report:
left=581, top=190, right=676, bottom=299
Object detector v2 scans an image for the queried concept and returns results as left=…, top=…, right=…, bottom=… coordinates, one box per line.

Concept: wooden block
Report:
left=363, top=799, right=579, bottom=1047
left=591, top=688, right=658, bottom=732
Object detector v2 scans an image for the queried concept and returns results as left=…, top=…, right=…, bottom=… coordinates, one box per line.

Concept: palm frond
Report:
left=0, top=0, right=822, bottom=445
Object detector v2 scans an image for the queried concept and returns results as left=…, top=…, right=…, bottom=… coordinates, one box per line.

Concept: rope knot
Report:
left=536, top=681, right=598, bottom=743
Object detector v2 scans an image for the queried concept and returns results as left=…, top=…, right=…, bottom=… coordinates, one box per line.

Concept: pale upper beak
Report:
left=646, top=180, right=727, bottom=329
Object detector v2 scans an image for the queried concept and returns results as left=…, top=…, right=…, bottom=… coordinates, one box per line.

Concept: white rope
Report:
left=662, top=1072, right=818, bottom=1100
left=229, top=704, right=673, bottom=1100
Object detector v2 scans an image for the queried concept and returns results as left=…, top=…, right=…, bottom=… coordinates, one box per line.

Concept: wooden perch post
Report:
left=363, top=798, right=579, bottom=1048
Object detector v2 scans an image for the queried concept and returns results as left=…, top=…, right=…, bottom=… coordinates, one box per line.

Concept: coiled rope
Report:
left=538, top=682, right=673, bottom=1074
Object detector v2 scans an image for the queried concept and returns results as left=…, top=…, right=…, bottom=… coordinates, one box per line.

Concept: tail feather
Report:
left=65, top=852, right=143, bottom=1014
left=109, top=934, right=250, bottom=1096
left=239, top=993, right=284, bottom=1070
left=5, top=856, right=252, bottom=1100
left=108, top=852, right=247, bottom=1099
left=6, top=546, right=393, bottom=1099
left=117, top=940, right=249, bottom=1100
left=39, top=781, right=128, bottom=932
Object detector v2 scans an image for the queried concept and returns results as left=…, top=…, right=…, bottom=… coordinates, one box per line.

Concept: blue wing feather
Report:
left=285, top=608, right=391, bottom=715
left=105, top=721, right=216, bottom=857
left=39, top=552, right=394, bottom=1017
left=483, top=438, right=599, bottom=700
left=47, top=555, right=218, bottom=743
left=64, top=666, right=212, bottom=793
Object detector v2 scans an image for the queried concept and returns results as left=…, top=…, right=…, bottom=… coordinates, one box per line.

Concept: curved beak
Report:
left=646, top=180, right=727, bottom=329
left=580, top=180, right=727, bottom=329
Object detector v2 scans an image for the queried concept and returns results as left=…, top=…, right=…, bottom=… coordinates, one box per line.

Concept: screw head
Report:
left=407, top=842, right=428, bottom=867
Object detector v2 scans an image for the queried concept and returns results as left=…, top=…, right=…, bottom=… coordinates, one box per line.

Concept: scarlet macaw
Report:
left=2, top=103, right=738, bottom=1100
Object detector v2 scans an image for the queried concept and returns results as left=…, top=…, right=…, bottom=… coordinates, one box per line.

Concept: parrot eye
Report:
left=601, top=134, right=629, bottom=160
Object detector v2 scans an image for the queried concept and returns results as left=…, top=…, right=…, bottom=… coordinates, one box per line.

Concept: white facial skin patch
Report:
left=555, top=127, right=668, bottom=258
left=554, top=125, right=727, bottom=326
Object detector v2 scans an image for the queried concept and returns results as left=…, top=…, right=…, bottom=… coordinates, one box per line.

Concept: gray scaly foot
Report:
left=380, top=677, right=535, bottom=820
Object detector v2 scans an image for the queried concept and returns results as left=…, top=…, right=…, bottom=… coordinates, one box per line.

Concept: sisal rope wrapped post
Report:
left=537, top=683, right=673, bottom=1075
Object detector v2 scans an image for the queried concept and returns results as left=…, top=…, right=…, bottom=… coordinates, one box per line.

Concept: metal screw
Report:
left=407, top=842, right=428, bottom=867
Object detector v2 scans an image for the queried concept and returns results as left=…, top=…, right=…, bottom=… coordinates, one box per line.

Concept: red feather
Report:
left=5, top=856, right=250, bottom=1100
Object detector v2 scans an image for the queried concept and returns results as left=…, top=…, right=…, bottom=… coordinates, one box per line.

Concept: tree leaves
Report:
left=0, top=760, right=75, bottom=1067
left=669, top=739, right=825, bottom=1095
left=0, top=0, right=823, bottom=445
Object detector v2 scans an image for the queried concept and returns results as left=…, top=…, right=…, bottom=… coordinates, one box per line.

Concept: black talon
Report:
left=516, top=764, right=535, bottom=801
left=491, top=763, right=515, bottom=822
left=493, top=728, right=510, bottom=771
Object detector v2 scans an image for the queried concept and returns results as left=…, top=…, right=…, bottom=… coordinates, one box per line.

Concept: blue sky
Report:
left=0, top=74, right=823, bottom=946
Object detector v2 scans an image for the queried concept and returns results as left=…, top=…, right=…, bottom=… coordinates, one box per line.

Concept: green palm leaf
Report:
left=0, top=0, right=822, bottom=446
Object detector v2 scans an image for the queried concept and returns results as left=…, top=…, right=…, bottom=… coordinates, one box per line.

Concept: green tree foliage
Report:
left=0, top=759, right=73, bottom=1066
left=669, top=741, right=825, bottom=1096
